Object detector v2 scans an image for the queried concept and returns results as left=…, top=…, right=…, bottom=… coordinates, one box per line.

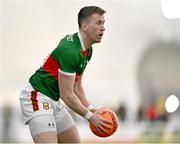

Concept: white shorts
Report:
left=19, top=84, right=75, bottom=137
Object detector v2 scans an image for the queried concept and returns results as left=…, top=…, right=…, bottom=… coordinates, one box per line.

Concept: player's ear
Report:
left=81, top=21, right=88, bottom=32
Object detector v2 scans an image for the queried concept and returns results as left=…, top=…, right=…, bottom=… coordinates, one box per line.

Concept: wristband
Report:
left=84, top=111, right=93, bottom=120
left=87, top=105, right=95, bottom=111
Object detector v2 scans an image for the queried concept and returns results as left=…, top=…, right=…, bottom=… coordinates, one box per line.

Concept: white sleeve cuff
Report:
left=58, top=69, right=76, bottom=76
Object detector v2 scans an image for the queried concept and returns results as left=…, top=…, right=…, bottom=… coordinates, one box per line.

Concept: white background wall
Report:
left=1, top=0, right=180, bottom=119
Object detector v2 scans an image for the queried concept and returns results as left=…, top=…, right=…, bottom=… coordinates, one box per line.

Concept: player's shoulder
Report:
left=57, top=33, right=79, bottom=53
left=50, top=33, right=80, bottom=63
left=55, top=33, right=79, bottom=53
left=59, top=32, right=79, bottom=48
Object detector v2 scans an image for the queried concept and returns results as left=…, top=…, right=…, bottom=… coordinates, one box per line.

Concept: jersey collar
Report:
left=78, top=32, right=86, bottom=52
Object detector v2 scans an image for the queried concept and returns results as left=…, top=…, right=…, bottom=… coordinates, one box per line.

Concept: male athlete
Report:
left=20, top=6, right=111, bottom=143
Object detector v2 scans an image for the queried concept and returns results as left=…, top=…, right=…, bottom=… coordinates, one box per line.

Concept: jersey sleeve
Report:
left=58, top=51, right=78, bottom=76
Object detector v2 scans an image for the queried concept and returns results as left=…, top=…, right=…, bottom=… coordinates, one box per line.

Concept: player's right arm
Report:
left=58, top=73, right=112, bottom=133
left=58, top=46, right=112, bottom=132
left=58, top=73, right=88, bottom=117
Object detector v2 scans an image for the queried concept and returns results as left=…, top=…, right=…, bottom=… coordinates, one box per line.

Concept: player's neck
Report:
left=79, top=30, right=93, bottom=51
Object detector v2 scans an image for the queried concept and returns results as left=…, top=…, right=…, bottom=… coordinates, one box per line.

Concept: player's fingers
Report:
left=102, top=118, right=113, bottom=125
left=97, top=125, right=108, bottom=134
left=96, top=127, right=104, bottom=134
left=96, top=126, right=106, bottom=133
left=101, top=122, right=112, bottom=130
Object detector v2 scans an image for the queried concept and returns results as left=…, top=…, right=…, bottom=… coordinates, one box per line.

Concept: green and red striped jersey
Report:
left=29, top=32, right=93, bottom=101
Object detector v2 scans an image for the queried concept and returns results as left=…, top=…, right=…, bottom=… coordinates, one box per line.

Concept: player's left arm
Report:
left=73, top=75, right=96, bottom=112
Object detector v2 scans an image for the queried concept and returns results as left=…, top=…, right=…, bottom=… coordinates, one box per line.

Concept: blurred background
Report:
left=1, top=0, right=180, bottom=143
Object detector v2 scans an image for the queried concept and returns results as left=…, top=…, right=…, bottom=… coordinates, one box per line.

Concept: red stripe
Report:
left=31, top=91, right=39, bottom=111
left=42, top=56, right=59, bottom=80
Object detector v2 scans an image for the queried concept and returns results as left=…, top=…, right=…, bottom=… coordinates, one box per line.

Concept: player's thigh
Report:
left=29, top=114, right=58, bottom=143
left=55, top=107, right=81, bottom=143
left=33, top=131, right=57, bottom=143
left=57, top=125, right=81, bottom=143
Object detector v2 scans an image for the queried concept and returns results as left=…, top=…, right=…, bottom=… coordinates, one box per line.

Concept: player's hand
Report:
left=89, top=109, right=112, bottom=133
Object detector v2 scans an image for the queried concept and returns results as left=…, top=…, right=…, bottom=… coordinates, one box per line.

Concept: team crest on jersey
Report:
left=43, top=102, right=49, bottom=110
left=67, top=34, right=73, bottom=42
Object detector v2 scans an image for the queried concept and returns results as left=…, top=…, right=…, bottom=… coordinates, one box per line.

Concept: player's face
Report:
left=86, top=13, right=105, bottom=43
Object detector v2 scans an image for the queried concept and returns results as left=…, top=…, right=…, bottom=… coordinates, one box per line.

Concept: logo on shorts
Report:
left=48, top=123, right=55, bottom=128
left=43, top=102, right=49, bottom=110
